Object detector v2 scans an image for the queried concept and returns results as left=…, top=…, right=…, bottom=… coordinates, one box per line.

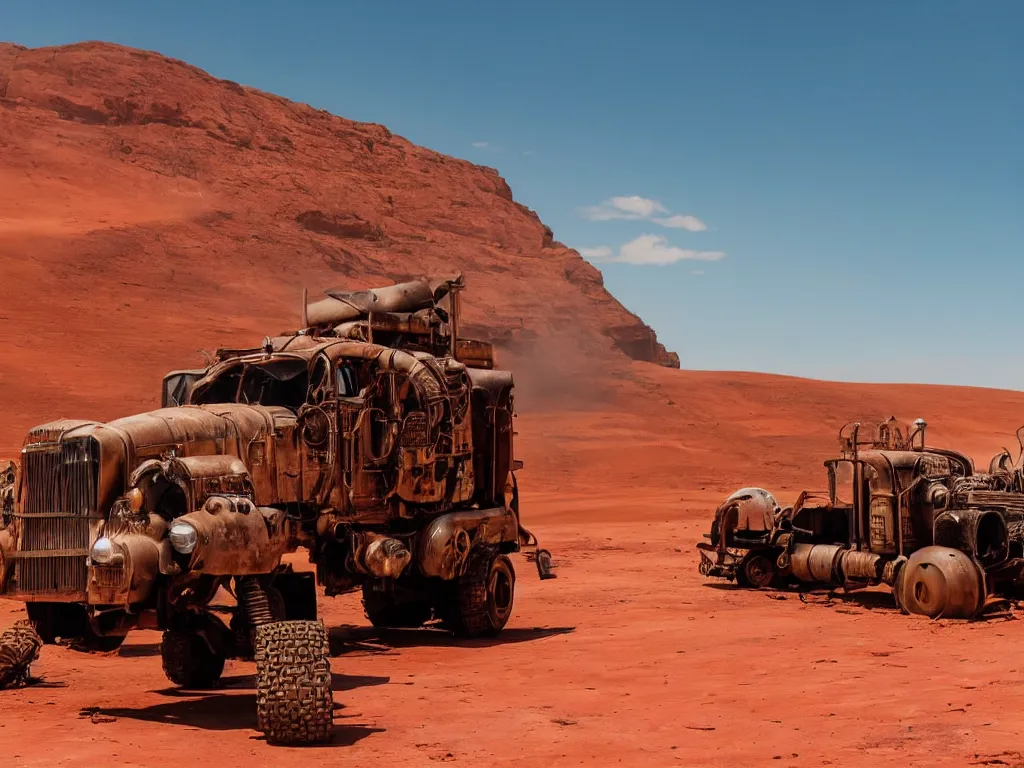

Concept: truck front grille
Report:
left=20, top=515, right=91, bottom=551
left=22, top=438, right=98, bottom=516
left=92, top=566, right=125, bottom=589
left=12, top=437, right=99, bottom=597
left=14, top=554, right=89, bottom=595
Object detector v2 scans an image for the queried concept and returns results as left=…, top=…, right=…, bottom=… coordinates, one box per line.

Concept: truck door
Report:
left=330, top=360, right=380, bottom=516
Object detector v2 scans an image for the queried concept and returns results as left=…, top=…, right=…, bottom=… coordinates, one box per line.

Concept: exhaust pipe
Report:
left=789, top=544, right=885, bottom=586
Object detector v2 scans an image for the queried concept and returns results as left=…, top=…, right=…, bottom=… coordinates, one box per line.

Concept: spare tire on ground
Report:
left=0, top=621, right=43, bottom=690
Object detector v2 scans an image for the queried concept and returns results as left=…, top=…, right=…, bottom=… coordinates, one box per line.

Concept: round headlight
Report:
left=168, top=522, right=198, bottom=554
left=90, top=536, right=118, bottom=565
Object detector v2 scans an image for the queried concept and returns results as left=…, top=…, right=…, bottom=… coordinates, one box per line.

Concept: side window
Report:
left=336, top=364, right=359, bottom=397
left=830, top=460, right=855, bottom=506
left=163, top=373, right=200, bottom=408
left=308, top=357, right=329, bottom=404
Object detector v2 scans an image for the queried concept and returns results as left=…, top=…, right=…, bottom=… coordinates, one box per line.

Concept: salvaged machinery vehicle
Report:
left=0, top=273, right=553, bottom=743
left=698, top=417, right=1024, bottom=620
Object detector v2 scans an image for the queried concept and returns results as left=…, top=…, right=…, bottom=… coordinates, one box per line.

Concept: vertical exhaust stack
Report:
left=448, top=279, right=462, bottom=360
left=911, top=418, right=927, bottom=450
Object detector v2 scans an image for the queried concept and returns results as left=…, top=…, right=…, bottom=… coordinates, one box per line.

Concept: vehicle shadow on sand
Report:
left=116, top=642, right=162, bottom=658
left=703, top=582, right=900, bottom=611
left=116, top=624, right=577, bottom=660
left=327, top=624, right=576, bottom=656
left=83, top=672, right=388, bottom=747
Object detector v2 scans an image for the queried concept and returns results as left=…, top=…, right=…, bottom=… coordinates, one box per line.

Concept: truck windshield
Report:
left=191, top=358, right=309, bottom=411
left=239, top=360, right=309, bottom=409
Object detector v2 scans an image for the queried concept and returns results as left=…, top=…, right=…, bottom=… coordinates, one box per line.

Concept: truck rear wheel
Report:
left=361, top=583, right=432, bottom=629
left=444, top=547, right=516, bottom=638
left=254, top=619, right=333, bottom=745
left=161, top=629, right=225, bottom=689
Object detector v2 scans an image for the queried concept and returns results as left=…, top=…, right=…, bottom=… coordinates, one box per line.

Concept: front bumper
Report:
left=697, top=542, right=742, bottom=580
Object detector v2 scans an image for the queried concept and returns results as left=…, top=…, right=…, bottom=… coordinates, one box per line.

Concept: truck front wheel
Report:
left=161, top=629, right=225, bottom=689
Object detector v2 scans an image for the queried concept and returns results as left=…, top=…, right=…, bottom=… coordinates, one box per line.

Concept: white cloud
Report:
left=619, top=235, right=724, bottom=265
left=578, top=196, right=710, bottom=231
left=578, top=206, right=622, bottom=222
left=471, top=141, right=489, bottom=148
left=607, top=195, right=668, bottom=218
left=581, top=234, right=725, bottom=266
left=579, top=195, right=667, bottom=222
left=655, top=214, right=708, bottom=232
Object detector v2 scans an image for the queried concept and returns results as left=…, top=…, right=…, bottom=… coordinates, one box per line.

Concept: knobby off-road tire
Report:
left=0, top=621, right=43, bottom=689
left=361, top=583, right=433, bottom=629
left=161, top=629, right=226, bottom=689
left=254, top=619, right=333, bottom=745
left=446, top=547, right=516, bottom=638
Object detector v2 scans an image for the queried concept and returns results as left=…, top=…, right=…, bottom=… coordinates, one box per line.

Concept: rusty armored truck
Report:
left=0, top=274, right=554, bottom=744
left=698, top=418, right=1024, bottom=620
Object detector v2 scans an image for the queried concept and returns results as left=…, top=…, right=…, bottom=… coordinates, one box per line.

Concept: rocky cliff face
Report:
left=0, top=42, right=677, bottom=388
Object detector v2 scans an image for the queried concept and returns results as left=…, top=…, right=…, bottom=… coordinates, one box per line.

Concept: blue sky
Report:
left=4, top=1, right=1023, bottom=387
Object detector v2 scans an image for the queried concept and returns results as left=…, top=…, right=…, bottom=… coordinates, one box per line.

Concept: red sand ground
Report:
left=3, top=41, right=1024, bottom=768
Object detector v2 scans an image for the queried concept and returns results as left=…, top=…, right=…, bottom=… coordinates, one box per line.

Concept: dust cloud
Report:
left=497, top=332, right=626, bottom=413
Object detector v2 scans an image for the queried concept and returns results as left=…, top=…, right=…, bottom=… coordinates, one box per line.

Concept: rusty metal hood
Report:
left=26, top=404, right=293, bottom=455
left=18, top=404, right=296, bottom=520
left=106, top=404, right=292, bottom=450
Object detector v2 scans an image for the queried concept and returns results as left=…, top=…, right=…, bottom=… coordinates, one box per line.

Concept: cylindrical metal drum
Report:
left=790, top=544, right=843, bottom=583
